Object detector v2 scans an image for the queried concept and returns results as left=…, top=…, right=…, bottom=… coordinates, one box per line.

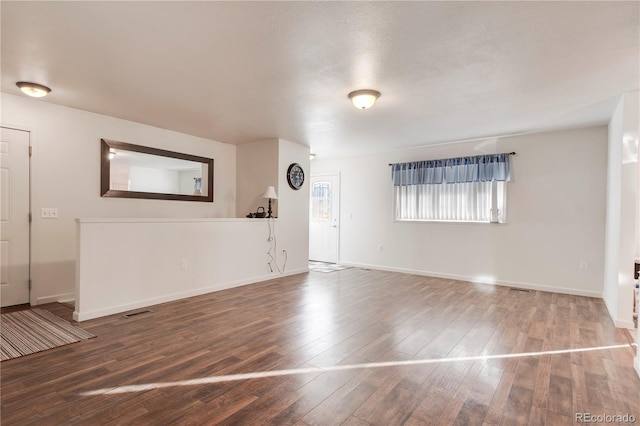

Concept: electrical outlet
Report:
left=41, top=208, right=58, bottom=219
left=579, top=260, right=589, bottom=270
left=180, top=259, right=187, bottom=270
left=377, top=244, right=383, bottom=253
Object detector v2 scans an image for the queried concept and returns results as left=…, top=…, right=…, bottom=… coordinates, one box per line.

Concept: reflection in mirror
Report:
left=109, top=149, right=209, bottom=196
left=101, top=139, right=214, bottom=202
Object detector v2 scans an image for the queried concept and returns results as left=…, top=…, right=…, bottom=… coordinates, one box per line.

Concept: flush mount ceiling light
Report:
left=16, top=81, right=51, bottom=98
left=348, top=89, right=380, bottom=110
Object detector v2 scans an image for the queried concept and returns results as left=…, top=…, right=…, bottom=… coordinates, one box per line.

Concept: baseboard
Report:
left=602, top=296, right=638, bottom=329
left=36, top=292, right=76, bottom=305
left=614, top=319, right=637, bottom=329
left=73, top=268, right=308, bottom=322
left=342, top=262, right=603, bottom=299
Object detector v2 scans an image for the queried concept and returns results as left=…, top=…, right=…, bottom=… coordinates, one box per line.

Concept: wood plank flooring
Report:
left=1, top=269, right=639, bottom=425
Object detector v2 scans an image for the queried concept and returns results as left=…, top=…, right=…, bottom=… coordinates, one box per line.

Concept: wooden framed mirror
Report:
left=100, top=139, right=214, bottom=202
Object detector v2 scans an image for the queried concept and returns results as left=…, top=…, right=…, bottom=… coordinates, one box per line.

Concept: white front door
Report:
left=1, top=127, right=31, bottom=307
left=309, top=173, right=339, bottom=263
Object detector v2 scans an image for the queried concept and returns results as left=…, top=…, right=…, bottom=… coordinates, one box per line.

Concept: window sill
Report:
left=394, top=219, right=507, bottom=225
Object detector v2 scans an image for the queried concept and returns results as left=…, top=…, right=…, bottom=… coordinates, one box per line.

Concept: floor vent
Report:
left=122, top=310, right=152, bottom=318
left=509, top=288, right=531, bottom=292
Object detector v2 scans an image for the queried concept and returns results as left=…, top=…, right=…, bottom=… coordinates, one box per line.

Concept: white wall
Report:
left=75, top=138, right=310, bottom=321
left=311, top=126, right=608, bottom=297
left=75, top=218, right=307, bottom=321
left=2, top=93, right=237, bottom=305
left=604, top=97, right=623, bottom=323
left=129, top=166, right=179, bottom=193
left=604, top=91, right=639, bottom=329
left=178, top=169, right=202, bottom=196
left=236, top=139, right=279, bottom=217
left=110, top=162, right=130, bottom=190
left=277, top=139, right=311, bottom=272
left=234, top=138, right=310, bottom=273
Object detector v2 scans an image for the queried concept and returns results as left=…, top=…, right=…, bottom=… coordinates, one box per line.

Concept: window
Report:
left=311, top=182, right=332, bottom=221
left=391, top=153, right=512, bottom=223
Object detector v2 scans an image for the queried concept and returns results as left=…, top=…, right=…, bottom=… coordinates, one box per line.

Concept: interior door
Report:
left=309, top=173, right=339, bottom=263
left=1, top=127, right=31, bottom=307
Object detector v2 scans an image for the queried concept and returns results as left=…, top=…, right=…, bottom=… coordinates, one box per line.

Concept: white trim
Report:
left=36, top=292, right=76, bottom=305
left=309, top=172, right=340, bottom=263
left=636, top=325, right=640, bottom=378
left=2, top=121, right=39, bottom=307
left=602, top=296, right=637, bottom=329
left=1, top=124, right=33, bottom=307
left=75, top=217, right=275, bottom=224
left=603, top=294, right=617, bottom=322
left=73, top=268, right=308, bottom=322
left=614, top=319, right=638, bottom=329
left=342, top=262, right=603, bottom=298
left=393, top=219, right=508, bottom=225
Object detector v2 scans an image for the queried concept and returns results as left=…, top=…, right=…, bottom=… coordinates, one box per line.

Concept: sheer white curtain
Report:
left=395, top=181, right=507, bottom=222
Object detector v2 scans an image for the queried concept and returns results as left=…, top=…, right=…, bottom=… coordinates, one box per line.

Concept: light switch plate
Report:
left=41, top=208, right=58, bottom=219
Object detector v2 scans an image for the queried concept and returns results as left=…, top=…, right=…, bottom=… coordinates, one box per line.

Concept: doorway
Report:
left=1, top=127, right=31, bottom=307
left=309, top=173, right=340, bottom=263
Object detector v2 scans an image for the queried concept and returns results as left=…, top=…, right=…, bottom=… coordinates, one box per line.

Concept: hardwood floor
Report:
left=1, top=269, right=639, bottom=425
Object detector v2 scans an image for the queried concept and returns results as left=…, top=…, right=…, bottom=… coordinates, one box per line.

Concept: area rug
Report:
left=309, top=261, right=353, bottom=273
left=1, top=308, right=95, bottom=361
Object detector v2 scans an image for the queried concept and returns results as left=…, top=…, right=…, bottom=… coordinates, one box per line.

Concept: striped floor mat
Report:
left=1, top=308, right=95, bottom=361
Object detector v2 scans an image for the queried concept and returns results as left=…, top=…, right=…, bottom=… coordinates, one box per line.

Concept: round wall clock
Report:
left=287, top=163, right=304, bottom=190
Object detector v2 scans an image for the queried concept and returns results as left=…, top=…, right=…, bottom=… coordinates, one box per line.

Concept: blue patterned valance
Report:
left=391, top=153, right=512, bottom=186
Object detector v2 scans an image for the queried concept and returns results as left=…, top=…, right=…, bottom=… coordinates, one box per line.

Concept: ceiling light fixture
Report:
left=16, top=81, right=51, bottom=98
left=348, top=89, right=380, bottom=110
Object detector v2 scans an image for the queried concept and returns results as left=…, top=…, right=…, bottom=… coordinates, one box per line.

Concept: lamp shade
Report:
left=262, top=186, right=278, bottom=199
left=348, top=89, right=380, bottom=110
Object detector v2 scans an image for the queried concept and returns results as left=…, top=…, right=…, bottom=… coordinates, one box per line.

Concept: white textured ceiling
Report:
left=2, top=2, right=638, bottom=158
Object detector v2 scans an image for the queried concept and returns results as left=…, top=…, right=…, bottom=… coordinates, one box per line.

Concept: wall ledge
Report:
left=76, top=217, right=276, bottom=224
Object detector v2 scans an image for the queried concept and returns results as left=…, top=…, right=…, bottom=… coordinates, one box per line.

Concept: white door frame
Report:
left=309, top=172, right=340, bottom=263
left=1, top=125, right=32, bottom=307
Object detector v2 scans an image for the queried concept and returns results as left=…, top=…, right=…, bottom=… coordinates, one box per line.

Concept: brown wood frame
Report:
left=100, top=139, right=214, bottom=202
